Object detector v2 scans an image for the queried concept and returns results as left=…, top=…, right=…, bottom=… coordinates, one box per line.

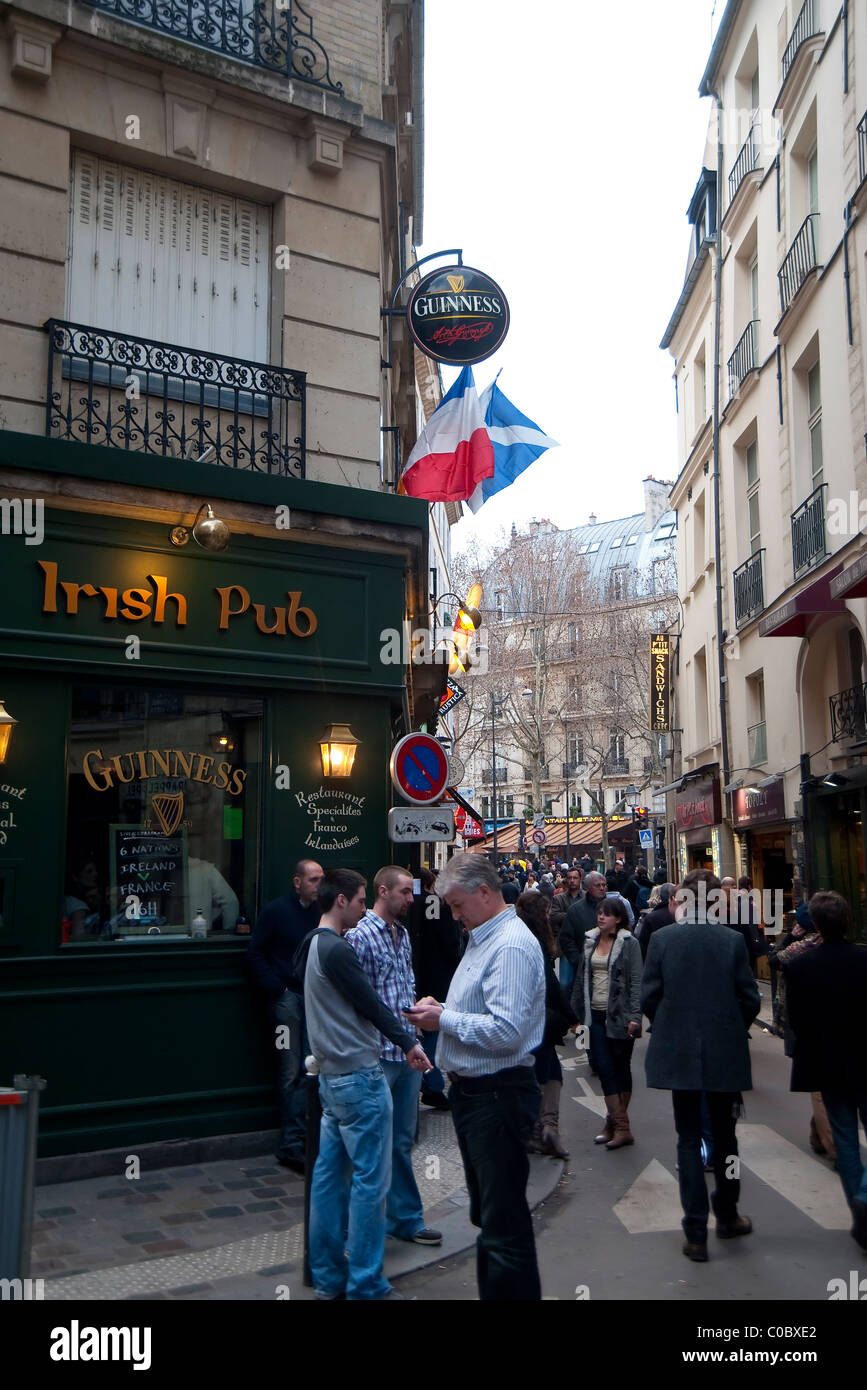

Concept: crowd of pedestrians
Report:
left=244, top=850, right=867, bottom=1299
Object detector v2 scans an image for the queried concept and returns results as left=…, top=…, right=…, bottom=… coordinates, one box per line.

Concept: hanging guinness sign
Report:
left=406, top=264, right=509, bottom=365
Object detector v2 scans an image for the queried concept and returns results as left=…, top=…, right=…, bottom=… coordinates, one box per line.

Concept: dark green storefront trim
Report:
left=0, top=431, right=428, bottom=1155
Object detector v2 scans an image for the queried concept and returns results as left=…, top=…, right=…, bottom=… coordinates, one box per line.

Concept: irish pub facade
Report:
left=0, top=1, right=448, bottom=1154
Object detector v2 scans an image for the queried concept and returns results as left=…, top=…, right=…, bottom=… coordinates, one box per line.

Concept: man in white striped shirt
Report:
left=405, top=854, right=546, bottom=1301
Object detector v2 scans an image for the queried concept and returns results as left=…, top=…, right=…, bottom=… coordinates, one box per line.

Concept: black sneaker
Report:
left=409, top=1227, right=442, bottom=1245
left=276, top=1152, right=306, bottom=1175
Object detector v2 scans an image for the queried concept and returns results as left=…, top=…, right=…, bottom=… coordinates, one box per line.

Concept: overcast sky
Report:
left=420, top=0, right=720, bottom=552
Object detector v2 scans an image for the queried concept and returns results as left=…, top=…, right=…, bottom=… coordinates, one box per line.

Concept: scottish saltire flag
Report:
left=399, top=365, right=494, bottom=503
left=466, top=378, right=558, bottom=513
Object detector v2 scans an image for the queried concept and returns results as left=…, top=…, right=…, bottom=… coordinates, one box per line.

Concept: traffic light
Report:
left=636, top=807, right=649, bottom=830
left=449, top=583, right=483, bottom=676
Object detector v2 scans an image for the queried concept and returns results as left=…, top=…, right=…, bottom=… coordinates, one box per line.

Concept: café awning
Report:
left=466, top=817, right=635, bottom=855
left=830, top=551, right=867, bottom=600
left=758, top=565, right=845, bottom=637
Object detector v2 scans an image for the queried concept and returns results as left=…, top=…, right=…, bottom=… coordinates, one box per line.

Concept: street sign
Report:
left=533, top=813, right=546, bottom=829
left=531, top=829, right=547, bottom=846
left=439, top=677, right=467, bottom=716
left=639, top=829, right=654, bottom=848
left=447, top=754, right=465, bottom=786
left=390, top=732, right=450, bottom=804
left=388, top=806, right=455, bottom=843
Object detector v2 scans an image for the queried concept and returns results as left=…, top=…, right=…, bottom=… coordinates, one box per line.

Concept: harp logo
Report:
left=152, top=791, right=184, bottom=836
left=446, top=274, right=465, bottom=293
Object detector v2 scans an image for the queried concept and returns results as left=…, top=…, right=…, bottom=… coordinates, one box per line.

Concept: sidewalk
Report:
left=33, top=1106, right=564, bottom=1301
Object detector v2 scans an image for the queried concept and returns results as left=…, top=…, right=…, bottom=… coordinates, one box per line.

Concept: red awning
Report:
left=758, top=565, right=844, bottom=637
left=830, top=551, right=867, bottom=600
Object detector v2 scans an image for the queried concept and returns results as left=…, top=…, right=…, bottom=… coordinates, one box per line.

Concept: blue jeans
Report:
left=309, top=1066, right=393, bottom=1300
left=822, top=1091, right=867, bottom=1205
left=589, top=1011, right=634, bottom=1097
left=558, top=956, right=575, bottom=999
left=381, top=1058, right=425, bottom=1238
left=420, top=1030, right=445, bottom=1094
left=273, top=990, right=306, bottom=1158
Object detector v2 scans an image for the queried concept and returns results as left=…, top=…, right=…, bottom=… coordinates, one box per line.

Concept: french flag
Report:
left=400, top=366, right=494, bottom=502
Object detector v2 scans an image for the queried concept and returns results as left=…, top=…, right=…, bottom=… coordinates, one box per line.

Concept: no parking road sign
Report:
left=531, top=828, right=547, bottom=846
left=390, top=732, right=450, bottom=805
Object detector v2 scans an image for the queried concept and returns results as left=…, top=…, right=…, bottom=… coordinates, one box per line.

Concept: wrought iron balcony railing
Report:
left=859, top=110, right=867, bottom=186
left=830, top=681, right=867, bottom=743
left=75, top=0, right=343, bottom=91
left=482, top=767, right=509, bottom=785
left=727, top=320, right=758, bottom=398
left=733, top=548, right=765, bottom=628
left=747, top=721, right=767, bottom=766
left=604, top=757, right=630, bottom=776
left=523, top=765, right=549, bottom=782
left=791, top=483, right=827, bottom=581
left=778, top=214, right=819, bottom=315
left=561, top=762, right=582, bottom=779
left=728, top=123, right=760, bottom=206
left=782, top=0, right=817, bottom=83
left=46, top=319, right=305, bottom=476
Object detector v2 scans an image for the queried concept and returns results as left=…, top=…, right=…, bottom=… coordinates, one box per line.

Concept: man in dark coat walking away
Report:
left=785, top=890, right=867, bottom=1252
left=641, top=869, right=761, bottom=1262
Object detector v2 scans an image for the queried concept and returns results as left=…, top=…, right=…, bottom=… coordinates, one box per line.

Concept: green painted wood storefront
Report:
left=0, top=431, right=427, bottom=1155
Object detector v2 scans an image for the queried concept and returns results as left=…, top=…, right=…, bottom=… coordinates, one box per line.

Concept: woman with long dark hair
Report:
left=515, top=890, right=576, bottom=1159
left=571, top=896, right=643, bottom=1149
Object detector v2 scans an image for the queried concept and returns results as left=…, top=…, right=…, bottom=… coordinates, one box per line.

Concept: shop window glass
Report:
left=63, top=685, right=262, bottom=944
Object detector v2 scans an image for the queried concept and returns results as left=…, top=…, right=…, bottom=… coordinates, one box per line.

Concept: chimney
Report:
left=588, top=513, right=596, bottom=526
left=643, top=476, right=671, bottom=532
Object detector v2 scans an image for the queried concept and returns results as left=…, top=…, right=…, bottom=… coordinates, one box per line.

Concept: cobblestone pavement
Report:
left=33, top=1106, right=562, bottom=1300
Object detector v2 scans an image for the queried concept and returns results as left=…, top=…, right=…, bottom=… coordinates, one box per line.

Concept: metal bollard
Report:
left=301, top=1055, right=321, bottom=1288
left=0, top=1075, right=47, bottom=1280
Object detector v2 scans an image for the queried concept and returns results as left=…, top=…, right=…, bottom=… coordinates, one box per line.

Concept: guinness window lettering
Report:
left=407, top=265, right=510, bottom=365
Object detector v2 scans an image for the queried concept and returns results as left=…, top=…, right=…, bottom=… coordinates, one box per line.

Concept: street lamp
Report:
left=489, top=692, right=508, bottom=859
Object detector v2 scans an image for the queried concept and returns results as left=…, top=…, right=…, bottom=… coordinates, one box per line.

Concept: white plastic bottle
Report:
left=191, top=908, right=207, bottom=940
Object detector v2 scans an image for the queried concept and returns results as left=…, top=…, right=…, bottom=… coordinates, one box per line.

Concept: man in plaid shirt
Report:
left=346, top=866, right=442, bottom=1247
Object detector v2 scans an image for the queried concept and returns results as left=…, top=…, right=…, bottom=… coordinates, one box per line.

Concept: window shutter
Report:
left=67, top=151, right=270, bottom=361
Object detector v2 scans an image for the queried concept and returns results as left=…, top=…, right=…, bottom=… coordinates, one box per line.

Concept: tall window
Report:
left=693, top=493, right=706, bottom=576
left=807, top=362, right=823, bottom=490
left=613, top=568, right=627, bottom=601
left=570, top=736, right=584, bottom=766
left=609, top=733, right=625, bottom=762
left=807, top=144, right=819, bottom=216
left=746, top=439, right=761, bottom=554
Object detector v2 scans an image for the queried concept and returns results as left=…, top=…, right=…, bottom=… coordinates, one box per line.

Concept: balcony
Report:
left=727, top=320, right=758, bottom=399
left=481, top=767, right=508, bottom=785
left=782, top=0, right=817, bottom=83
left=830, top=681, right=867, bottom=743
left=75, top=0, right=343, bottom=92
left=778, top=215, right=819, bottom=317
left=561, top=762, right=582, bottom=779
left=728, top=124, right=760, bottom=208
left=604, top=757, right=630, bottom=776
left=523, top=765, right=549, bottom=782
left=733, top=549, right=765, bottom=628
left=859, top=110, right=867, bottom=187
left=747, top=722, right=767, bottom=766
left=791, top=483, right=827, bottom=581
left=46, top=320, right=305, bottom=477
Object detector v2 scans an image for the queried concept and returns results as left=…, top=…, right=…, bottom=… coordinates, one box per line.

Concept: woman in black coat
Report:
left=516, top=891, right=576, bottom=1159
left=637, top=882, right=676, bottom=960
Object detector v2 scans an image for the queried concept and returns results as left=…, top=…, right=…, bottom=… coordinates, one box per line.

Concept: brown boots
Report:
left=594, top=1095, right=617, bottom=1144
left=540, top=1080, right=570, bottom=1159
left=604, top=1092, right=634, bottom=1150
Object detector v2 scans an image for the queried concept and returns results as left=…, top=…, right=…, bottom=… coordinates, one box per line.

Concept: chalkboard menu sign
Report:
left=110, top=827, right=188, bottom=936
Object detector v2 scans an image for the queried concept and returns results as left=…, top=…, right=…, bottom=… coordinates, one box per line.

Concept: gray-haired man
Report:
left=405, top=853, right=546, bottom=1301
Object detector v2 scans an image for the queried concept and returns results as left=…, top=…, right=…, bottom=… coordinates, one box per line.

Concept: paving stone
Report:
left=276, top=1195, right=304, bottom=1206
left=142, top=1239, right=189, bottom=1254
left=136, top=1182, right=172, bottom=1193
left=222, top=1179, right=256, bottom=1190
left=244, top=1166, right=279, bottom=1177
left=123, top=1193, right=160, bottom=1205
left=32, top=1221, right=58, bottom=1231
left=97, top=1190, right=130, bottom=1200
left=37, top=1243, right=80, bottom=1257
left=168, top=1167, right=205, bottom=1177
left=203, top=1206, right=245, bottom=1219
left=122, top=1230, right=166, bottom=1244
left=161, top=1212, right=207, bottom=1226
left=244, top=1201, right=281, bottom=1213
left=262, top=1175, right=292, bottom=1186
left=199, top=1186, right=223, bottom=1194
left=37, top=1207, right=77, bottom=1218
